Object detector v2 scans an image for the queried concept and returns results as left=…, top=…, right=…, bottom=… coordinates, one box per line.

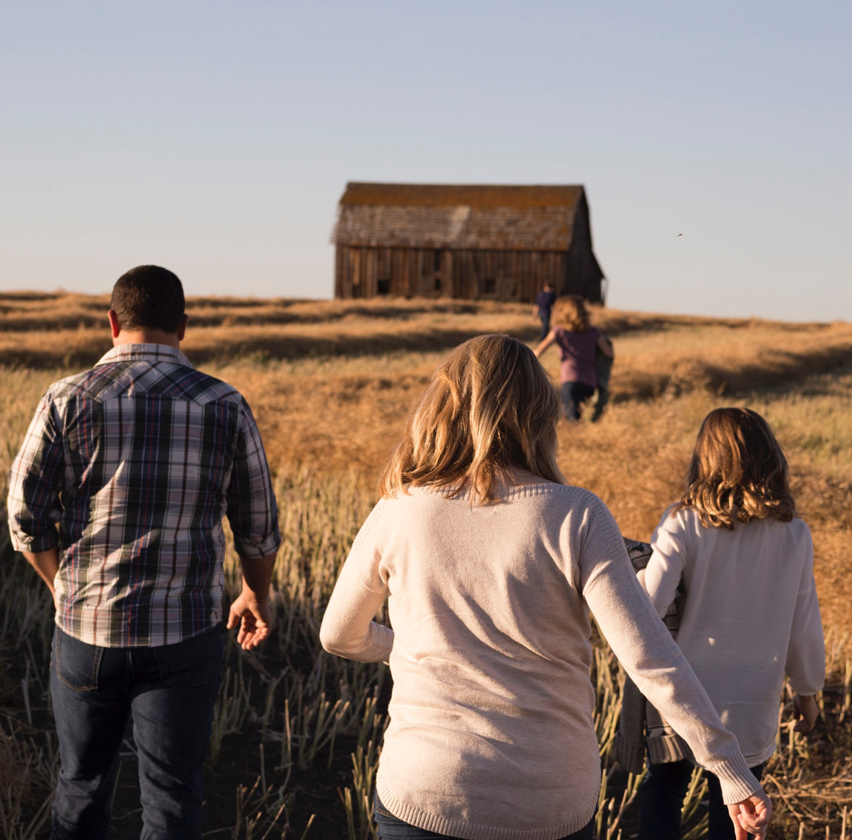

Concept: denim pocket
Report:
left=373, top=793, right=405, bottom=823
left=153, top=627, right=223, bottom=688
left=54, top=630, right=103, bottom=691
left=374, top=801, right=397, bottom=820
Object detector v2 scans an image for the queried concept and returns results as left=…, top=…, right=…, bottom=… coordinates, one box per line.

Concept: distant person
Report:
left=636, top=407, right=824, bottom=840
left=534, top=296, right=612, bottom=421
left=7, top=265, right=281, bottom=840
left=533, top=282, right=557, bottom=341
left=591, top=331, right=614, bottom=422
left=320, top=335, right=770, bottom=840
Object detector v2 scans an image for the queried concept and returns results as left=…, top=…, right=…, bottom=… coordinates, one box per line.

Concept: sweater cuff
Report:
left=788, top=676, right=824, bottom=696
left=711, top=751, right=762, bottom=804
left=613, top=731, right=645, bottom=775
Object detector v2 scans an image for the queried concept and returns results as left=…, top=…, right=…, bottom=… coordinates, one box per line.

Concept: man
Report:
left=533, top=282, right=557, bottom=342
left=7, top=266, right=281, bottom=839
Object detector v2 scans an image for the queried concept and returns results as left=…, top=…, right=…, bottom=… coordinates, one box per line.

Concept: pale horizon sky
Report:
left=1, top=2, right=850, bottom=322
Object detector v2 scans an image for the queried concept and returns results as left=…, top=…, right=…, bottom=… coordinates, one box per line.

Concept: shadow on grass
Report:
left=611, top=343, right=852, bottom=404
left=0, top=325, right=543, bottom=370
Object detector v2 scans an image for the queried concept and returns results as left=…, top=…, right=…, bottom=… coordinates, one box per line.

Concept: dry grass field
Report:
left=1, top=292, right=850, bottom=839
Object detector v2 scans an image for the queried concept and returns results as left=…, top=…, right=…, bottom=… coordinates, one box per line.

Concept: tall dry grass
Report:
left=1, top=294, right=851, bottom=838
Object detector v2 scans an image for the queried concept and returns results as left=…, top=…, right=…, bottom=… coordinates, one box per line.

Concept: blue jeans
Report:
left=637, top=760, right=765, bottom=840
left=561, top=382, right=595, bottom=421
left=374, top=794, right=594, bottom=840
left=50, top=625, right=224, bottom=840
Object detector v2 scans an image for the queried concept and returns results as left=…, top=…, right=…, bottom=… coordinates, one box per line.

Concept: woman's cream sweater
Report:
left=320, top=482, right=760, bottom=840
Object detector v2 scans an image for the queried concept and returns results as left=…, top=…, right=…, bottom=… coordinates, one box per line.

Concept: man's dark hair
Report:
left=111, top=266, right=186, bottom=333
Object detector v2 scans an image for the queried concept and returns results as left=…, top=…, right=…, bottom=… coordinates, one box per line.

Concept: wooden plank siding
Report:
left=334, top=245, right=593, bottom=302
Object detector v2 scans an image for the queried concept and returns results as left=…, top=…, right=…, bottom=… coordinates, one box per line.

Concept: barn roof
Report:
left=331, top=183, right=586, bottom=250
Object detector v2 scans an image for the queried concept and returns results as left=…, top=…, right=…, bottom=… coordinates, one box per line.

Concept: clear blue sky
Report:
left=2, top=1, right=850, bottom=320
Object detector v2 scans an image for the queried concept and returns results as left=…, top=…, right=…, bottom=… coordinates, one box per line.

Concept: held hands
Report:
left=793, top=694, right=819, bottom=734
left=227, top=586, right=272, bottom=650
left=727, top=791, right=772, bottom=840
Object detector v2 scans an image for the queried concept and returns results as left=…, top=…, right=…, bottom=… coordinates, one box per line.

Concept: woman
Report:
left=320, top=335, right=770, bottom=840
left=534, top=296, right=612, bottom=421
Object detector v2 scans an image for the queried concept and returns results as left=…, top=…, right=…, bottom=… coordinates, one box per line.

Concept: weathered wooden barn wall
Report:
left=334, top=246, right=571, bottom=301
left=331, top=183, right=605, bottom=303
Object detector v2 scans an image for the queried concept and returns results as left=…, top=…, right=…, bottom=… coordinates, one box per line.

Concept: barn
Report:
left=330, top=182, right=605, bottom=303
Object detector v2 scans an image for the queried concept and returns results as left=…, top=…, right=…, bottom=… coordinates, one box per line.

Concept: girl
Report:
left=638, top=407, right=824, bottom=840
left=534, top=296, right=612, bottom=421
left=320, top=336, right=770, bottom=840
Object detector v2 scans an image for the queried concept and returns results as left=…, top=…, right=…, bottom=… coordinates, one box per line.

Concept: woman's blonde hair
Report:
left=553, top=296, right=590, bottom=333
left=380, top=334, right=564, bottom=504
left=676, top=407, right=797, bottom=529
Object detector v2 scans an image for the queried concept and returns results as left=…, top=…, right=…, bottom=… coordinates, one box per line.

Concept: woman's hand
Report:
left=727, top=790, right=771, bottom=839
left=793, top=694, right=819, bottom=733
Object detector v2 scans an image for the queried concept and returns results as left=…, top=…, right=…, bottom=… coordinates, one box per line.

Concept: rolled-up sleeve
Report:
left=7, top=393, right=65, bottom=552
left=225, top=400, right=281, bottom=558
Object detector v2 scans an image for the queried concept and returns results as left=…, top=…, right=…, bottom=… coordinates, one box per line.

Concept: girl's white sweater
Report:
left=643, top=506, right=824, bottom=765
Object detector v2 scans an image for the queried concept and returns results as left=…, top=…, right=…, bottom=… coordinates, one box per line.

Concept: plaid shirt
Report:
left=7, top=344, right=281, bottom=648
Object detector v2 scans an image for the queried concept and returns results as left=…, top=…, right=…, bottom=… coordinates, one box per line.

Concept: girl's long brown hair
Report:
left=676, top=407, right=797, bottom=529
left=380, top=334, right=564, bottom=504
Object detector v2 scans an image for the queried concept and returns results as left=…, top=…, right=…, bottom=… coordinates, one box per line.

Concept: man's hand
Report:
left=227, top=553, right=275, bottom=650
left=793, top=694, right=819, bottom=733
left=227, top=586, right=272, bottom=650
left=727, top=790, right=771, bottom=839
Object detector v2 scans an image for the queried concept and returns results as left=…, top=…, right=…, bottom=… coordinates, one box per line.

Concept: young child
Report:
left=638, top=407, right=825, bottom=840
left=534, top=296, right=612, bottom=421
